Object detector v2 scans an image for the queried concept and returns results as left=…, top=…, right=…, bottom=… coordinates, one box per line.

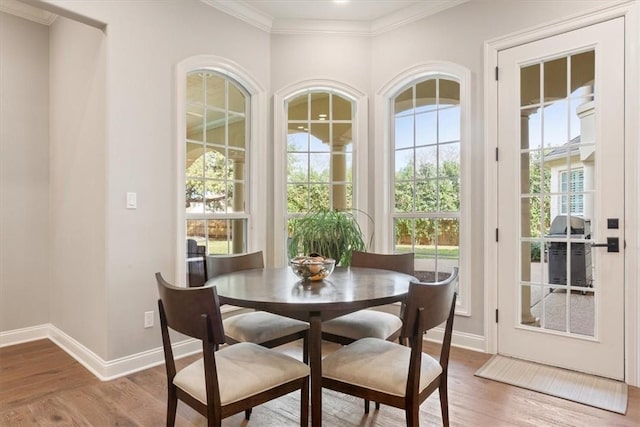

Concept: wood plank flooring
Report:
left=1, top=339, right=639, bottom=426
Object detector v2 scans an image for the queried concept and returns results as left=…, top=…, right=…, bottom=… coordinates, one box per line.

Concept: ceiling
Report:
left=1, top=0, right=467, bottom=34
left=244, top=0, right=445, bottom=22
left=204, top=0, right=469, bottom=35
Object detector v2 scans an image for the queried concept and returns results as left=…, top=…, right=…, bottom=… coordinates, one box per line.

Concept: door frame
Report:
left=484, top=1, right=639, bottom=386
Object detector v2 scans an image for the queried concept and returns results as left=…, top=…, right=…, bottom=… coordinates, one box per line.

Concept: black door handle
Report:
left=591, top=237, right=619, bottom=252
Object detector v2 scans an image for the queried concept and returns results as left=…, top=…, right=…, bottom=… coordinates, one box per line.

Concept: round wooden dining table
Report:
left=207, top=266, right=414, bottom=427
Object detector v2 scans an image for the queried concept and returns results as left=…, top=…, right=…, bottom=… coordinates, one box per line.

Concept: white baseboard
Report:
left=425, top=327, right=486, bottom=353
left=0, top=324, right=201, bottom=381
left=0, top=324, right=50, bottom=347
left=2, top=322, right=486, bottom=381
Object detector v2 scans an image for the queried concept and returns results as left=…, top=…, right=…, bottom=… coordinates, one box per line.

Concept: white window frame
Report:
left=176, top=55, right=267, bottom=282
left=375, top=62, right=471, bottom=316
left=273, top=80, right=369, bottom=267
left=560, top=168, right=585, bottom=215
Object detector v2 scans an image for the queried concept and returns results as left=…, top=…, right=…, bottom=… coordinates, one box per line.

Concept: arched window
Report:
left=184, top=70, right=250, bottom=257
left=273, top=83, right=368, bottom=266
left=393, top=76, right=460, bottom=280
left=177, top=56, right=266, bottom=286
left=177, top=54, right=267, bottom=285
left=286, top=90, right=354, bottom=213
left=378, top=63, right=470, bottom=315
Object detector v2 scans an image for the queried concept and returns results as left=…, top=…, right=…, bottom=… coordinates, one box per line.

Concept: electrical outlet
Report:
left=144, top=311, right=154, bottom=328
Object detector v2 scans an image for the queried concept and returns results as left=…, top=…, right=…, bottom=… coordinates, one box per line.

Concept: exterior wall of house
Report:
left=0, top=12, right=50, bottom=333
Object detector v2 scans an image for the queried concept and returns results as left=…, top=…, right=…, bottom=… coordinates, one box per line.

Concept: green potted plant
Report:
left=288, top=209, right=369, bottom=266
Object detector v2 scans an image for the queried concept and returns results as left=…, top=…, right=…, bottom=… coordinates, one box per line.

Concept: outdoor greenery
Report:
left=394, top=157, right=460, bottom=245
left=526, top=151, right=552, bottom=239
left=286, top=140, right=353, bottom=213
left=185, top=147, right=235, bottom=211
left=187, top=138, right=470, bottom=256
left=286, top=140, right=463, bottom=247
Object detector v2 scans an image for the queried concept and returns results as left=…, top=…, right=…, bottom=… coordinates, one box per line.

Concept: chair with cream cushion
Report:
left=321, top=251, right=415, bottom=345
left=156, top=273, right=309, bottom=426
left=322, top=268, right=458, bottom=426
left=206, top=252, right=309, bottom=362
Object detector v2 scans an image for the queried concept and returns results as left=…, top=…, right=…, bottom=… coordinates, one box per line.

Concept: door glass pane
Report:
left=521, top=63, right=540, bottom=106
left=522, top=106, right=542, bottom=150
left=570, top=288, right=594, bottom=336
left=544, top=57, right=567, bottom=101
left=542, top=99, right=569, bottom=148
left=519, top=50, right=595, bottom=335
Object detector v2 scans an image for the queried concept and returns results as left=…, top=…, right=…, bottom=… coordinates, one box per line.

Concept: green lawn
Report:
left=196, top=240, right=459, bottom=259
left=396, top=244, right=459, bottom=259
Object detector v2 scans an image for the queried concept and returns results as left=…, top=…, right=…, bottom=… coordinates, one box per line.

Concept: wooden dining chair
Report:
left=206, top=252, right=309, bottom=363
left=321, top=251, right=415, bottom=345
left=156, top=273, right=309, bottom=426
left=322, top=268, right=458, bottom=427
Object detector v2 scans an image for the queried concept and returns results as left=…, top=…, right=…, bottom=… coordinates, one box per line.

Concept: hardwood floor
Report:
left=1, top=339, right=639, bottom=426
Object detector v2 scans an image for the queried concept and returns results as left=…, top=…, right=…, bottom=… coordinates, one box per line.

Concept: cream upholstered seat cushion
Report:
left=322, top=337, right=442, bottom=397
left=321, top=310, right=402, bottom=341
left=173, top=342, right=310, bottom=406
left=223, top=311, right=308, bottom=343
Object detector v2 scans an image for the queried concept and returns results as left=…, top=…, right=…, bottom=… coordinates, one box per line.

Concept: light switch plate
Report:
left=126, top=192, right=137, bottom=209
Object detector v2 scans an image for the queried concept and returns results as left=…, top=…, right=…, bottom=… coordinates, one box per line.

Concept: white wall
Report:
left=41, top=0, right=271, bottom=360
left=270, top=34, right=371, bottom=95
left=49, top=15, right=108, bottom=357
left=0, top=12, right=50, bottom=332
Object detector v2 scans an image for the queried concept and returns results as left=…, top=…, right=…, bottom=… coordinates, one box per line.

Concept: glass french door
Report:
left=497, top=18, right=625, bottom=380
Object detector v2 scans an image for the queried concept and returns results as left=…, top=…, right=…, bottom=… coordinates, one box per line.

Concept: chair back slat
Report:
left=187, top=239, right=207, bottom=287
left=155, top=273, right=226, bottom=345
left=350, top=251, right=414, bottom=275
left=206, top=251, right=264, bottom=279
left=401, top=268, right=458, bottom=339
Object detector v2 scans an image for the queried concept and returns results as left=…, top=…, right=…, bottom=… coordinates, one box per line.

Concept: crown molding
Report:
left=0, top=0, right=56, bottom=25
left=204, top=0, right=469, bottom=36
left=201, top=0, right=273, bottom=32
left=271, top=18, right=371, bottom=36
left=371, top=0, right=468, bottom=34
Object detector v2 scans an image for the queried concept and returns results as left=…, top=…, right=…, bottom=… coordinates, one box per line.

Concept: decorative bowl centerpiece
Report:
left=290, top=254, right=335, bottom=282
